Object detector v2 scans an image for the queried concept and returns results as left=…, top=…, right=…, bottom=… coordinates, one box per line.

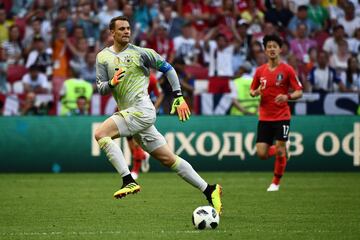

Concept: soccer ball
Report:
left=192, top=206, right=219, bottom=230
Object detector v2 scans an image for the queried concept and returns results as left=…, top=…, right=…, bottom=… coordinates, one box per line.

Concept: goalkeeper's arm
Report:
left=158, top=61, right=191, bottom=121
left=96, top=59, right=112, bottom=95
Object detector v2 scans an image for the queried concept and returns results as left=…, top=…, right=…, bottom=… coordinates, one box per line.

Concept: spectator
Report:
left=280, top=40, right=291, bottom=62
left=53, top=6, right=74, bottom=34
left=59, top=71, right=93, bottom=116
left=159, top=3, right=184, bottom=39
left=75, top=2, right=99, bottom=47
left=52, top=25, right=71, bottom=98
left=97, top=28, right=113, bottom=50
left=323, top=25, right=347, bottom=55
left=96, top=0, right=123, bottom=32
left=79, top=51, right=97, bottom=91
left=287, top=5, right=319, bottom=38
left=203, top=27, right=239, bottom=78
left=287, top=53, right=307, bottom=90
left=307, top=50, right=346, bottom=92
left=247, top=40, right=263, bottom=67
left=25, top=36, right=53, bottom=77
left=25, top=6, right=53, bottom=45
left=340, top=55, right=360, bottom=93
left=240, top=0, right=264, bottom=35
left=307, top=0, right=329, bottom=30
left=21, top=91, right=39, bottom=115
left=146, top=23, right=175, bottom=63
left=232, top=19, right=252, bottom=73
left=22, top=17, right=48, bottom=56
left=348, top=27, right=360, bottom=55
left=289, top=23, right=317, bottom=65
left=304, top=46, right=318, bottom=75
left=0, top=46, right=7, bottom=94
left=0, top=7, right=13, bottom=45
left=287, top=0, right=309, bottom=13
left=182, top=0, right=210, bottom=37
left=20, top=91, right=50, bottom=115
left=22, top=65, right=50, bottom=94
left=68, top=25, right=86, bottom=46
left=69, top=95, right=90, bottom=116
left=173, top=22, right=200, bottom=65
left=235, top=0, right=265, bottom=14
left=253, top=50, right=267, bottom=69
left=230, top=61, right=260, bottom=115
left=134, top=0, right=159, bottom=35
left=329, top=39, right=351, bottom=75
left=10, top=0, right=33, bottom=18
left=253, top=21, right=277, bottom=44
left=2, top=25, right=23, bottom=65
left=203, top=26, right=242, bottom=93
left=338, top=1, right=360, bottom=38
left=264, top=0, right=293, bottom=35
left=67, top=37, right=88, bottom=75
left=328, top=0, right=348, bottom=27
left=213, top=0, right=238, bottom=40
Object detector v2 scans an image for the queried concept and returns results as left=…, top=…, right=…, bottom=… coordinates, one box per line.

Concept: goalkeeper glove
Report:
left=170, top=91, right=191, bottom=122
left=108, top=68, right=125, bottom=88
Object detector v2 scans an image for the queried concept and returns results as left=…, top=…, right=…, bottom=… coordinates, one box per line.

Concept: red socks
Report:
left=266, top=145, right=287, bottom=185
left=131, top=146, right=146, bottom=174
left=272, top=155, right=287, bottom=185
left=268, top=145, right=276, bottom=157
left=133, top=146, right=146, bottom=161
left=131, top=159, right=142, bottom=173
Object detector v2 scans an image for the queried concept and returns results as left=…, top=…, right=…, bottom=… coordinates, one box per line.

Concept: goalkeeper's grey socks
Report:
left=98, top=137, right=130, bottom=177
left=171, top=156, right=208, bottom=192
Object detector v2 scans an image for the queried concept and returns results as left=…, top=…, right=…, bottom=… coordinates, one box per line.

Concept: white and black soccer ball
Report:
left=192, top=206, right=219, bottom=230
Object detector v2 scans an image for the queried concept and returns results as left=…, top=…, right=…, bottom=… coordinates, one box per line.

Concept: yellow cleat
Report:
left=113, top=182, right=141, bottom=199
left=209, top=184, right=223, bottom=215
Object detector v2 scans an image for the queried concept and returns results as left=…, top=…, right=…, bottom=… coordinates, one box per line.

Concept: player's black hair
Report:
left=77, top=95, right=87, bottom=101
left=215, top=33, right=227, bottom=41
left=262, top=34, right=283, bottom=48
left=298, top=5, right=308, bottom=12
left=333, top=24, right=344, bottom=32
left=29, top=64, right=40, bottom=71
left=109, top=16, right=130, bottom=30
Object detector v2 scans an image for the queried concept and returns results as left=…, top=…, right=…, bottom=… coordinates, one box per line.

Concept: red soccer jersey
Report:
left=250, top=62, right=303, bottom=121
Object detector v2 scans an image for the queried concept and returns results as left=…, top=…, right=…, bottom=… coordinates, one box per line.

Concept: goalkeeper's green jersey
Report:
left=96, top=44, right=166, bottom=110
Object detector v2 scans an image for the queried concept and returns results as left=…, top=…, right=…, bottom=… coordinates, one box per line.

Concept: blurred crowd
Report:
left=0, top=0, right=360, bottom=116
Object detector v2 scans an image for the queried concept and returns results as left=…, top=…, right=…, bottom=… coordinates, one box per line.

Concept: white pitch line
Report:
left=1, top=230, right=226, bottom=236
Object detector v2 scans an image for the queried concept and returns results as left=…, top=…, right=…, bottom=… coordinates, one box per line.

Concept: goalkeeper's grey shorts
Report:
left=110, top=106, right=166, bottom=153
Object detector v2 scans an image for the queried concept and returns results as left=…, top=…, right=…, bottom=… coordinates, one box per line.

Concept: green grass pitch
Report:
left=0, top=172, right=359, bottom=240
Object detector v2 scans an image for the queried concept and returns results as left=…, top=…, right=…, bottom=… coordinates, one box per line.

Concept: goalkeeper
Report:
left=94, top=16, right=222, bottom=215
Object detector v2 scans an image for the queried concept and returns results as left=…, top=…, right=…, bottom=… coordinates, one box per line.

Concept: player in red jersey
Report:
left=128, top=72, right=164, bottom=179
left=250, top=34, right=303, bottom=191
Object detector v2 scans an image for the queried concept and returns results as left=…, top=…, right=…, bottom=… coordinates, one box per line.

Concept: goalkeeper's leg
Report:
left=151, top=144, right=222, bottom=215
left=134, top=126, right=222, bottom=214
left=94, top=117, right=139, bottom=198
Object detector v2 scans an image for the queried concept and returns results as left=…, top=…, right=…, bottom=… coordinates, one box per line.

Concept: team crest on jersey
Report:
left=276, top=73, right=284, bottom=86
left=122, top=54, right=133, bottom=67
